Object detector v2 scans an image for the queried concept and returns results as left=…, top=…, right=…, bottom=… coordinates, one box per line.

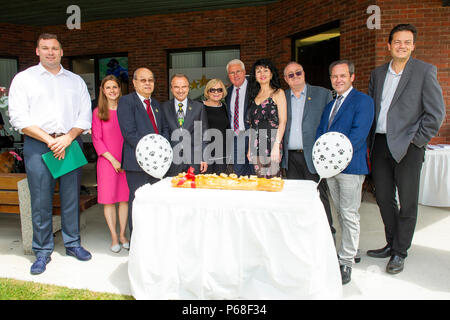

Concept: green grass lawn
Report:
left=0, top=278, right=134, bottom=300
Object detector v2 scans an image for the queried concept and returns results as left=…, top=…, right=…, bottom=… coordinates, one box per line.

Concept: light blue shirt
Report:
left=376, top=61, right=403, bottom=133
left=288, top=86, right=307, bottom=150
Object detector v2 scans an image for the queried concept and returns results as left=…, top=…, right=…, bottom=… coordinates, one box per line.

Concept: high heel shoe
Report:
left=110, top=244, right=121, bottom=253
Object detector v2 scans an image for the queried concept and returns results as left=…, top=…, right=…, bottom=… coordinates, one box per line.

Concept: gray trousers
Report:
left=327, top=173, right=365, bottom=267
left=23, top=136, right=82, bottom=258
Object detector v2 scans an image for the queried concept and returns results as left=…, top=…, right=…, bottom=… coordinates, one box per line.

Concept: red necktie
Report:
left=144, top=99, right=159, bottom=134
left=234, top=87, right=240, bottom=134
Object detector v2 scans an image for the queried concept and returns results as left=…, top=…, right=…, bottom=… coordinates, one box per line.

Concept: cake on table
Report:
left=171, top=171, right=284, bottom=192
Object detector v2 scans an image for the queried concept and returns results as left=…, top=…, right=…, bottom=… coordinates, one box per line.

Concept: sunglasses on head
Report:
left=287, top=70, right=303, bottom=79
left=209, top=88, right=223, bottom=93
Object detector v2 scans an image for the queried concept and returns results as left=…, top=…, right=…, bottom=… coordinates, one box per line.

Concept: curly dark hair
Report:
left=248, top=58, right=282, bottom=102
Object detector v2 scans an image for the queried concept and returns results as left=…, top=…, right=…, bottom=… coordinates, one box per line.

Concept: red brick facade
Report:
left=0, top=0, right=448, bottom=143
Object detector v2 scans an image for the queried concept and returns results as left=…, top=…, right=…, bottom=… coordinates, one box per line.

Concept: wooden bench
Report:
left=0, top=173, right=97, bottom=255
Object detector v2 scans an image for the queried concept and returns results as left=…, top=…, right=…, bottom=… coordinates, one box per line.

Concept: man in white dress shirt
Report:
left=9, top=33, right=93, bottom=275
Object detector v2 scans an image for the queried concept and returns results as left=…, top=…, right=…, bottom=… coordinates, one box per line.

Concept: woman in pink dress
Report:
left=92, top=75, right=130, bottom=253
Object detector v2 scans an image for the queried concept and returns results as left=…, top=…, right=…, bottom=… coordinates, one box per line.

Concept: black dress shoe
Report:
left=367, top=244, right=391, bottom=258
left=386, top=255, right=404, bottom=274
left=354, top=249, right=361, bottom=263
left=340, top=265, right=352, bottom=285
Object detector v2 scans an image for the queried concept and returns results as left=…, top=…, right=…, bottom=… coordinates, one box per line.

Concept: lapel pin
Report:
left=155, top=109, right=159, bottom=112
left=308, top=97, right=312, bottom=100
left=188, top=106, right=192, bottom=111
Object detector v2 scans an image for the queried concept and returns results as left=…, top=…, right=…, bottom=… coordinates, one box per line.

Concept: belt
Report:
left=289, top=149, right=303, bottom=153
left=49, top=133, right=65, bottom=138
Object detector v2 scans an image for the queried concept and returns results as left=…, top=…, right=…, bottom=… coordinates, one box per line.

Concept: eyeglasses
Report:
left=137, top=78, right=154, bottom=84
left=209, top=88, right=223, bottom=93
left=286, top=70, right=303, bottom=79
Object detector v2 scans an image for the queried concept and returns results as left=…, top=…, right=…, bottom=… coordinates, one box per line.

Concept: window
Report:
left=71, top=54, right=129, bottom=104
left=0, top=57, right=21, bottom=142
left=168, top=47, right=240, bottom=100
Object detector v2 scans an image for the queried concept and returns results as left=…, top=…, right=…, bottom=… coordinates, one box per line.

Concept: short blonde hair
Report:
left=204, top=78, right=227, bottom=100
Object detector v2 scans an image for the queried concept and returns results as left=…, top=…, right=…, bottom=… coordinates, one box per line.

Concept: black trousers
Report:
left=125, top=171, right=158, bottom=236
left=371, top=134, right=425, bottom=258
left=286, top=150, right=335, bottom=234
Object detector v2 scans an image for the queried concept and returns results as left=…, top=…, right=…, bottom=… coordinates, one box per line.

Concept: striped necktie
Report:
left=328, top=95, right=343, bottom=129
left=234, top=87, right=240, bottom=134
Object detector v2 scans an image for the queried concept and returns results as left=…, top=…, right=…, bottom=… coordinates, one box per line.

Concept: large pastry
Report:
left=171, top=172, right=284, bottom=192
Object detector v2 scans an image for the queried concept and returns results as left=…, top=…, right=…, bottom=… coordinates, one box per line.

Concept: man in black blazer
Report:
left=161, top=74, right=208, bottom=176
left=117, top=67, right=169, bottom=235
left=225, top=59, right=254, bottom=177
left=367, top=24, right=445, bottom=274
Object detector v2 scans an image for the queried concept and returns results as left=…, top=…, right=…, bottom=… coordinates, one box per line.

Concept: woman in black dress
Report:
left=203, top=79, right=230, bottom=175
left=247, top=59, right=287, bottom=178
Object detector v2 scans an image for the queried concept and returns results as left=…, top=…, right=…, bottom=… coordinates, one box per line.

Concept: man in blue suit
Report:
left=316, top=60, right=374, bottom=285
left=281, top=61, right=335, bottom=238
left=225, top=59, right=253, bottom=176
left=117, top=67, right=169, bottom=235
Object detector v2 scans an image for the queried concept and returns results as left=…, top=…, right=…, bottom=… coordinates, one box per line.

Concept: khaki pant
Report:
left=327, top=173, right=365, bottom=267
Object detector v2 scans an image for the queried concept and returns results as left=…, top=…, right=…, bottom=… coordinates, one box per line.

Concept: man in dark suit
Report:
left=225, top=59, right=253, bottom=176
left=367, top=24, right=445, bottom=274
left=161, top=73, right=208, bottom=175
left=281, top=61, right=335, bottom=238
left=316, top=60, right=374, bottom=284
left=117, top=67, right=169, bottom=235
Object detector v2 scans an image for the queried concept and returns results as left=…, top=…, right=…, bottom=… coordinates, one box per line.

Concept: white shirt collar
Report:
left=388, top=60, right=403, bottom=76
left=136, top=92, right=151, bottom=103
left=234, top=78, right=248, bottom=90
left=337, top=86, right=353, bottom=99
left=175, top=98, right=188, bottom=107
left=37, top=62, right=65, bottom=76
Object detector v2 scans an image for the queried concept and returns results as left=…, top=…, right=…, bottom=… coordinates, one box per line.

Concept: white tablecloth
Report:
left=419, top=149, right=450, bottom=207
left=128, top=178, right=342, bottom=300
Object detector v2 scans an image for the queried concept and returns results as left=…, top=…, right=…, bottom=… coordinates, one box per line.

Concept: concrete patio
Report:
left=1, top=163, right=449, bottom=299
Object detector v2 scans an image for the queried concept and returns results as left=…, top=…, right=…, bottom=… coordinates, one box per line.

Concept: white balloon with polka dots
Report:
left=312, top=132, right=353, bottom=179
left=136, top=134, right=173, bottom=179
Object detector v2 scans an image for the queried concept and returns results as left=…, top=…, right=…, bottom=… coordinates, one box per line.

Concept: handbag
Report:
left=0, top=128, right=14, bottom=148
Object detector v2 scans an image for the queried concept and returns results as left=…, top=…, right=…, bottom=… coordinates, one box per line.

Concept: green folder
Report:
left=41, top=140, right=88, bottom=179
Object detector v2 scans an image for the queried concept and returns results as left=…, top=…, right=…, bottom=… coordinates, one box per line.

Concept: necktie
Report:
left=234, top=87, right=240, bottom=134
left=144, top=99, right=159, bottom=134
left=177, top=102, right=184, bottom=127
left=328, top=95, right=343, bottom=129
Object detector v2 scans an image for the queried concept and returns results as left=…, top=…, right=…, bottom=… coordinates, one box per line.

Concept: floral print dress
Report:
left=247, top=95, right=281, bottom=178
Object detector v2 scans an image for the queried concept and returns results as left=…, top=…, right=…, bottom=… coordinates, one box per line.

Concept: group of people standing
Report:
left=8, top=23, right=445, bottom=289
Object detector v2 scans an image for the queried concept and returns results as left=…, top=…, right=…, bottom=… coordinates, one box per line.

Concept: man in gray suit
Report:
left=281, top=62, right=336, bottom=237
left=161, top=74, right=208, bottom=176
left=367, top=24, right=445, bottom=274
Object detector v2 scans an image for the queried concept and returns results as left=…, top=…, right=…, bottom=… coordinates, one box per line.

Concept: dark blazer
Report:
left=117, top=92, right=169, bottom=172
left=368, top=57, right=445, bottom=163
left=225, top=81, right=251, bottom=130
left=160, top=98, right=209, bottom=165
left=316, top=88, right=374, bottom=175
left=282, top=84, right=332, bottom=173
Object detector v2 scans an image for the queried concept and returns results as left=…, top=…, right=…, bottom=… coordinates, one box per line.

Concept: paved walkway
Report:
left=1, top=190, right=449, bottom=299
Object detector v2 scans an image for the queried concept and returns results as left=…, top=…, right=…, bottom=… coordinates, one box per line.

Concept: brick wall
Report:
left=39, top=7, right=268, bottom=101
left=0, top=0, right=448, bottom=143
